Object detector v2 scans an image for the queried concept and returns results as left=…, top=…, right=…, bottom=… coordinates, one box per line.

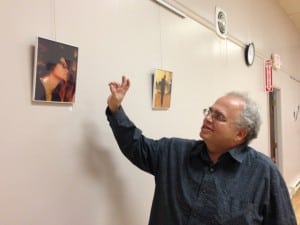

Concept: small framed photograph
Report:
left=32, top=37, right=79, bottom=103
left=152, top=69, right=173, bottom=110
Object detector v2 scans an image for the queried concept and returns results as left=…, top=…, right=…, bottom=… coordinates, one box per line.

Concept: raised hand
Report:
left=107, top=76, right=130, bottom=112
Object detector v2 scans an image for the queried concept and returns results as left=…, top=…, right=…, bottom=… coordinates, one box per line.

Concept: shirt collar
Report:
left=197, top=142, right=248, bottom=164
left=227, top=144, right=248, bottom=163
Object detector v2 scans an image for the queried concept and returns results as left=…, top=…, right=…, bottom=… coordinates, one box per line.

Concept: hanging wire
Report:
left=52, top=0, right=57, bottom=40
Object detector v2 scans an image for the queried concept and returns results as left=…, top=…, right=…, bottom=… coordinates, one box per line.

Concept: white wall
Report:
left=0, top=0, right=300, bottom=224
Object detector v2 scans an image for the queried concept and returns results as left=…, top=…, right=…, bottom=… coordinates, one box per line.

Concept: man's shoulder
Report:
left=246, top=146, right=277, bottom=169
left=156, top=138, right=202, bottom=156
left=158, top=137, right=200, bottom=147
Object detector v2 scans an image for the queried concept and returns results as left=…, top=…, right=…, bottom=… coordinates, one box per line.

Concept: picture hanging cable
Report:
left=52, top=0, right=57, bottom=40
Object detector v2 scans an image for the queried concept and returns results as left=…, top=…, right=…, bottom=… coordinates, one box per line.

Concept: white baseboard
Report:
left=290, top=180, right=300, bottom=198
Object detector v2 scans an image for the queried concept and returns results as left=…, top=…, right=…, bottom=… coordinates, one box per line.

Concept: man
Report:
left=106, top=76, right=297, bottom=225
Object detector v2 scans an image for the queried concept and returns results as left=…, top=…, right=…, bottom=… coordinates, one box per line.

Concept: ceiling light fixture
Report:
left=215, top=7, right=228, bottom=39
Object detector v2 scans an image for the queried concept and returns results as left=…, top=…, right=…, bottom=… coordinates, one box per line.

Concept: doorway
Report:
left=268, top=88, right=282, bottom=172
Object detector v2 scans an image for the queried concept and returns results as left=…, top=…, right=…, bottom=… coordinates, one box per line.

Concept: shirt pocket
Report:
left=218, top=196, right=261, bottom=225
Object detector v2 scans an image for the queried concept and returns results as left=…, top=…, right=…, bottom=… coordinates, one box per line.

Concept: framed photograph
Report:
left=32, top=37, right=79, bottom=103
left=152, top=69, right=173, bottom=110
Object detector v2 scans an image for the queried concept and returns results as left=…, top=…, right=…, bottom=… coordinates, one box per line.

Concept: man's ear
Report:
left=235, top=128, right=248, bottom=142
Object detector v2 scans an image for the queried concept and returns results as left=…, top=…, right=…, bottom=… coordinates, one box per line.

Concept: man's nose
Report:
left=204, top=113, right=213, bottom=122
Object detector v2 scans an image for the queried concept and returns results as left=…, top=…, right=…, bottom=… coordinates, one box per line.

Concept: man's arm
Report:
left=106, top=76, right=161, bottom=175
left=263, top=168, right=297, bottom=225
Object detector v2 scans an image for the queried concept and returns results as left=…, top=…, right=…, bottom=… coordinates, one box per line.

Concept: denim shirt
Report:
left=106, top=107, right=297, bottom=225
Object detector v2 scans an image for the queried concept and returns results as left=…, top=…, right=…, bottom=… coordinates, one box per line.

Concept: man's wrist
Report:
left=108, top=104, right=120, bottom=113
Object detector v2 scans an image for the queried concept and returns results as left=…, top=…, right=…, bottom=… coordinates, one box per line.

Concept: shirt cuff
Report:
left=105, top=106, right=128, bottom=123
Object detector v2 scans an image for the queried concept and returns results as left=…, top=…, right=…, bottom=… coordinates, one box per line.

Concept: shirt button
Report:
left=209, top=167, right=215, bottom=172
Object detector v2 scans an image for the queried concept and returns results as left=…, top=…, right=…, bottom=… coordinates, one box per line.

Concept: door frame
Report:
left=268, top=88, right=283, bottom=172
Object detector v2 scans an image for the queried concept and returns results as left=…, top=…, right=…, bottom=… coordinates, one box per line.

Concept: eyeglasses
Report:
left=203, top=108, right=227, bottom=122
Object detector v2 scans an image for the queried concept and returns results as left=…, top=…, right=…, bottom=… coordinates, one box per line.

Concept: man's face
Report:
left=199, top=95, right=245, bottom=152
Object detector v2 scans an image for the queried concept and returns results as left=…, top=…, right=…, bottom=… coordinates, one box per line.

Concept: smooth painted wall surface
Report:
left=0, top=0, right=300, bottom=225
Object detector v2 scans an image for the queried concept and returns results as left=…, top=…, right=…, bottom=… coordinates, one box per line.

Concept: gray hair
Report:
left=226, top=92, right=262, bottom=144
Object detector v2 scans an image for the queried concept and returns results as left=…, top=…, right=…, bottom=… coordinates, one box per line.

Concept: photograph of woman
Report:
left=33, top=37, right=78, bottom=103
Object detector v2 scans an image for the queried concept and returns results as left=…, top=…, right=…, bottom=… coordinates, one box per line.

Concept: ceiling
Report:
left=277, top=0, right=300, bottom=33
